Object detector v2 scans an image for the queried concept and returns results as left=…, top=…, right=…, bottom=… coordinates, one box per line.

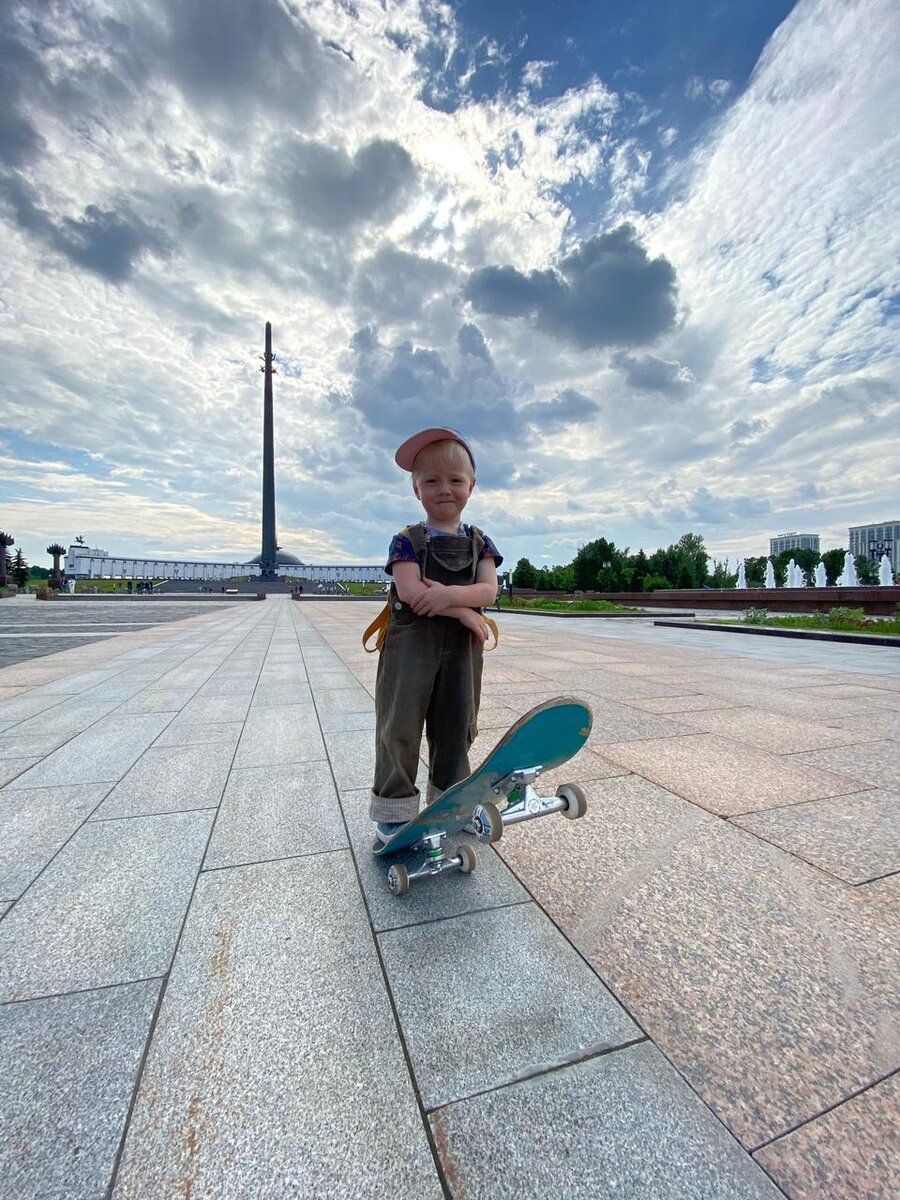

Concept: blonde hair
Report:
left=411, top=439, right=475, bottom=484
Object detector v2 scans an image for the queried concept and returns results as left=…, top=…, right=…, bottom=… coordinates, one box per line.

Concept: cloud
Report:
left=727, top=417, right=769, bottom=442
left=279, top=138, right=418, bottom=233
left=339, top=322, right=520, bottom=446
left=465, top=223, right=678, bottom=348
left=612, top=351, right=694, bottom=395
left=521, top=388, right=600, bottom=430
left=151, top=0, right=332, bottom=124
left=0, top=16, right=46, bottom=167
left=685, top=76, right=734, bottom=104
left=0, top=174, right=170, bottom=282
left=353, top=245, right=456, bottom=321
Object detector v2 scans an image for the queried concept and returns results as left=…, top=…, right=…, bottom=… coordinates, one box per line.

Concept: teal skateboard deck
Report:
left=376, top=696, right=592, bottom=894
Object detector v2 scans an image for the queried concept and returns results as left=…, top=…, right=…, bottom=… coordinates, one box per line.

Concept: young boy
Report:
left=371, top=427, right=502, bottom=845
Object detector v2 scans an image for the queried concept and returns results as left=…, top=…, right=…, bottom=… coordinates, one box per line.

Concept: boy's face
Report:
left=413, top=463, right=475, bottom=529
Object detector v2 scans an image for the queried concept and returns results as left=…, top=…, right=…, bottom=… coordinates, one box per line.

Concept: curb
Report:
left=653, top=620, right=900, bottom=647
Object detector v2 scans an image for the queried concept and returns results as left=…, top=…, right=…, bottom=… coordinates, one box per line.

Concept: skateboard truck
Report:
left=386, top=804, right=503, bottom=897
left=491, top=766, right=587, bottom=826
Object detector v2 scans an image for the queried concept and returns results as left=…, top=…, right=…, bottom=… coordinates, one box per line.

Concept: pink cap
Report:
left=394, top=427, right=476, bottom=473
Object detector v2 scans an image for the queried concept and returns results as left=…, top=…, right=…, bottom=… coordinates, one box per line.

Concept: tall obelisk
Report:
left=259, top=321, right=277, bottom=579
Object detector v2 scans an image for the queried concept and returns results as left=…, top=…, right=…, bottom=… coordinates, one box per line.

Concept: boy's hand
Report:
left=410, top=579, right=452, bottom=616
left=457, top=607, right=488, bottom=644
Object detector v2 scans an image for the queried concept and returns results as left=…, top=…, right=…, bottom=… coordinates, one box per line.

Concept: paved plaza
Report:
left=0, top=595, right=896, bottom=1198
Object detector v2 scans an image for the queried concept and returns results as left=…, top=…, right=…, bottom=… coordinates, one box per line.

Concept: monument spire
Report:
left=259, top=321, right=278, bottom=579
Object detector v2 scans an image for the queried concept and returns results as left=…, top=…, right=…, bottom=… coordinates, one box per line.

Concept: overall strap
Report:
left=404, top=522, right=429, bottom=575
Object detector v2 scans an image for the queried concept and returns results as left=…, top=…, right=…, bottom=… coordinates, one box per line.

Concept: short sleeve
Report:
left=479, top=533, right=503, bottom=568
left=385, top=531, right=418, bottom=575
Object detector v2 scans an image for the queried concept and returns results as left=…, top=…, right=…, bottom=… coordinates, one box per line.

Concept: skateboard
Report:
left=375, top=696, right=592, bottom=895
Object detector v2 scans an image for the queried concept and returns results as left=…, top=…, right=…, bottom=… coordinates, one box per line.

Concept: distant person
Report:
left=127, top=580, right=133, bottom=594
left=370, top=427, right=501, bottom=847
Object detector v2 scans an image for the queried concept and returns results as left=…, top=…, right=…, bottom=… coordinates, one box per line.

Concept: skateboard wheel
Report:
left=388, top=864, right=409, bottom=895
left=472, top=801, right=503, bottom=844
left=456, top=844, right=477, bottom=874
left=556, top=783, right=587, bottom=819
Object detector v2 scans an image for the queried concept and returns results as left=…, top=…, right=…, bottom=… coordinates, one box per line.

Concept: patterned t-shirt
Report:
left=385, top=524, right=503, bottom=575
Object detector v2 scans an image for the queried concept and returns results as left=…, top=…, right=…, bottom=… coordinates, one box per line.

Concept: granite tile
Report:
left=94, top=743, right=235, bottom=818
left=250, top=681, right=313, bottom=707
left=622, top=693, right=743, bottom=714
left=0, top=810, right=213, bottom=1001
left=732, top=790, right=900, bottom=883
left=793, top=742, right=900, bottom=792
left=0, top=758, right=40, bottom=787
left=153, top=719, right=243, bottom=749
left=302, top=668, right=358, bottom=688
left=317, top=709, right=376, bottom=733
left=0, top=691, right=66, bottom=730
left=204, top=761, right=346, bottom=869
left=674, top=706, right=878, bottom=753
left=111, top=854, right=442, bottom=1200
left=233, top=704, right=325, bottom=769
left=192, top=673, right=258, bottom=696
left=548, top=819, right=898, bottom=1147
left=496, top=774, right=714, bottom=933
left=0, top=698, right=122, bottom=752
left=598, top=733, right=868, bottom=817
left=754, top=1073, right=899, bottom=1200
left=313, top=686, right=374, bottom=715
left=0, top=980, right=160, bottom=1200
left=788, top=684, right=900, bottom=707
left=0, top=783, right=110, bottom=896
left=169, top=692, right=252, bottom=724
left=431, top=1042, right=784, bottom=1200
left=857, top=873, right=900, bottom=906
left=116, top=686, right=199, bottom=714
left=322, top=726, right=376, bottom=791
left=378, top=902, right=639, bottom=1109
left=340, top=787, right=528, bottom=933
left=5, top=712, right=174, bottom=790
left=826, top=708, right=900, bottom=739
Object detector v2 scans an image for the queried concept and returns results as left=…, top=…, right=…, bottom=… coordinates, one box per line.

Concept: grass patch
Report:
left=498, top=596, right=641, bottom=613
left=711, top=606, right=900, bottom=637
left=345, top=581, right=390, bottom=596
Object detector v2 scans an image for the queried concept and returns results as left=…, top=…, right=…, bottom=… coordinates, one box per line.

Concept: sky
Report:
left=0, top=0, right=898, bottom=574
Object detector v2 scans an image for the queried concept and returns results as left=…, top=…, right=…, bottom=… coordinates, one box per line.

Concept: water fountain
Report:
left=836, top=551, right=859, bottom=587
left=787, top=558, right=797, bottom=587
left=736, top=559, right=747, bottom=589
left=815, top=561, right=827, bottom=588
left=765, top=559, right=776, bottom=588
left=879, top=554, right=894, bottom=586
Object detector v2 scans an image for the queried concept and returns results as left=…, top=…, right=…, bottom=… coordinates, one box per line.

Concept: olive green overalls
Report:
left=369, top=522, right=487, bottom=824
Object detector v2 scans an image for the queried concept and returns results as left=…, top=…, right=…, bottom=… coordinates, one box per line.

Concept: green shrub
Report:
left=825, top=606, right=867, bottom=629
left=743, top=607, right=769, bottom=624
left=643, top=575, right=671, bottom=592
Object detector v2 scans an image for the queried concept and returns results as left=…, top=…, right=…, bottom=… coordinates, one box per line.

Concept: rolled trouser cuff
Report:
left=369, top=789, right=420, bottom=823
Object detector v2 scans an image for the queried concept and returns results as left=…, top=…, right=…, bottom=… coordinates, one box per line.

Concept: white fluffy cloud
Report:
left=0, top=0, right=897, bottom=573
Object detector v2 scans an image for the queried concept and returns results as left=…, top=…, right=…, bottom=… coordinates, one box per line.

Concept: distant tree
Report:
left=573, top=537, right=628, bottom=592
left=11, top=548, right=29, bottom=588
left=643, top=574, right=671, bottom=592
left=707, top=559, right=736, bottom=588
left=675, top=532, right=709, bottom=587
left=744, top=556, right=767, bottom=588
left=511, top=557, right=537, bottom=588
left=675, top=559, right=696, bottom=589
left=629, top=549, right=649, bottom=593
left=47, top=542, right=67, bottom=588
left=774, top=546, right=819, bottom=585
left=549, top=564, right=575, bottom=592
left=820, top=548, right=847, bottom=586
left=0, top=531, right=13, bottom=588
left=855, top=554, right=879, bottom=585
